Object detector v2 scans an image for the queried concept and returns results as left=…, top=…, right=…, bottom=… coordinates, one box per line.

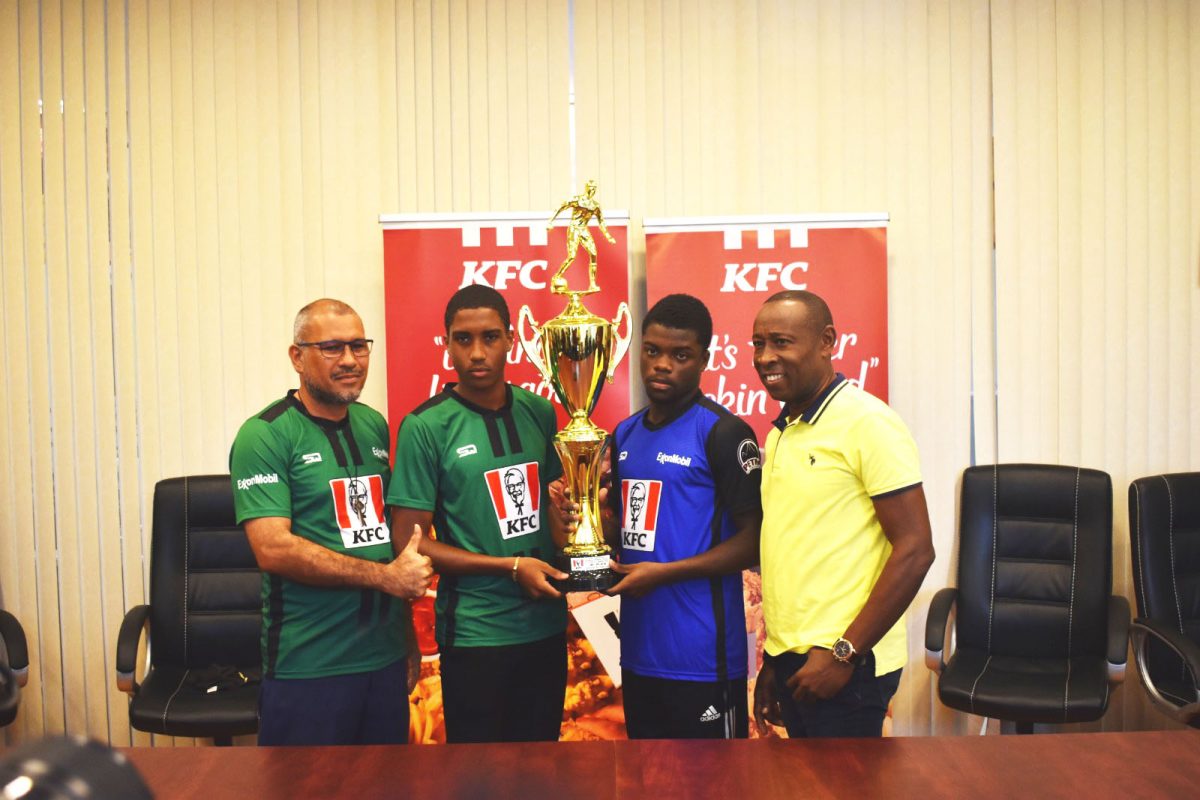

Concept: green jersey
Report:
left=230, top=391, right=407, bottom=679
left=387, top=385, right=566, bottom=648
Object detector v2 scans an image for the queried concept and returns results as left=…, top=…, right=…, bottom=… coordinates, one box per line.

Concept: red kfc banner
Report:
left=379, top=212, right=632, bottom=442
left=644, top=214, right=889, bottom=440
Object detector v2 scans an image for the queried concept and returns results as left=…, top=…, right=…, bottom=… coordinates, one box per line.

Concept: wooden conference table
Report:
left=124, top=730, right=1200, bottom=799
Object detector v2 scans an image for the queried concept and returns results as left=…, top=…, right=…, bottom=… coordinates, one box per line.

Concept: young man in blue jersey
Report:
left=561, top=293, right=763, bottom=739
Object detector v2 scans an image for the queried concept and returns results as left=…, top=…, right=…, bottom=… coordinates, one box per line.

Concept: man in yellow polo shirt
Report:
left=750, top=290, right=934, bottom=738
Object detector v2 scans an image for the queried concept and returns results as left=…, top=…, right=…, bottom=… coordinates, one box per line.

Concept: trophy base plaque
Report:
left=555, top=552, right=615, bottom=593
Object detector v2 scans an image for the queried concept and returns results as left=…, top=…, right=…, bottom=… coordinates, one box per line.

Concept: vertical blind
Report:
left=991, top=0, right=1200, bottom=731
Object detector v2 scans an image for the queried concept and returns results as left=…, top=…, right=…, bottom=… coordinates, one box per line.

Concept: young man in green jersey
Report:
left=230, top=298, right=433, bottom=746
left=388, top=285, right=570, bottom=743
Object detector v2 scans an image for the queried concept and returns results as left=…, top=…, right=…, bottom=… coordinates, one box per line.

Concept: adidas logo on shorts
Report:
left=699, top=705, right=721, bottom=723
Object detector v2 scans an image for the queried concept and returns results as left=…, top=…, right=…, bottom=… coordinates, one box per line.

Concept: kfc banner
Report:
left=380, top=212, right=632, bottom=441
left=644, top=214, right=889, bottom=440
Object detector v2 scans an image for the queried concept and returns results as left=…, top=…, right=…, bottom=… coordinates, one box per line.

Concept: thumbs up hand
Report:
left=381, top=524, right=434, bottom=599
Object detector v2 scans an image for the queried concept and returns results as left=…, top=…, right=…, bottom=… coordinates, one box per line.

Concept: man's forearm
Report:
left=255, top=533, right=385, bottom=591
left=657, top=525, right=759, bottom=583
left=841, top=539, right=935, bottom=654
left=420, top=536, right=513, bottom=577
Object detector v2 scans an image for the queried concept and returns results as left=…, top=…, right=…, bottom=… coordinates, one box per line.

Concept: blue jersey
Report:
left=611, top=394, right=763, bottom=681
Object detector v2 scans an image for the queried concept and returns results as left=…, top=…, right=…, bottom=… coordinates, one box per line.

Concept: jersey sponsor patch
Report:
left=236, top=472, right=279, bottom=491
left=656, top=451, right=692, bottom=467
left=302, top=453, right=322, bottom=465
left=484, top=461, right=542, bottom=539
left=329, top=474, right=391, bottom=549
left=620, top=479, right=662, bottom=551
left=737, top=439, right=762, bottom=474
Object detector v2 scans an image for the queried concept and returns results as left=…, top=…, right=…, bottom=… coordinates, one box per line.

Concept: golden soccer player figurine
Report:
left=547, top=179, right=615, bottom=295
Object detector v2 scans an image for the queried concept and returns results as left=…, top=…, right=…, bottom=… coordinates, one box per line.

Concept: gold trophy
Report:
left=518, top=181, right=632, bottom=591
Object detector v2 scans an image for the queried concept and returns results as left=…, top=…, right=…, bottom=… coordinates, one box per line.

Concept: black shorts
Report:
left=622, top=669, right=748, bottom=739
left=439, top=631, right=567, bottom=743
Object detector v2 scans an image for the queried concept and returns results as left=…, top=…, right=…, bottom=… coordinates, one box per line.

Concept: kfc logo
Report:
left=485, top=462, right=542, bottom=539
left=719, top=261, right=808, bottom=293
left=460, top=259, right=549, bottom=290
left=620, top=479, right=663, bottom=552
left=329, top=475, right=391, bottom=549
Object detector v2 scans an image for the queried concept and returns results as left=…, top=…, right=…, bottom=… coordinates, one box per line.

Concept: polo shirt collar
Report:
left=771, top=373, right=847, bottom=430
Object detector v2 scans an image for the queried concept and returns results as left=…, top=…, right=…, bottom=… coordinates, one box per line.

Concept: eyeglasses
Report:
left=296, top=339, right=374, bottom=359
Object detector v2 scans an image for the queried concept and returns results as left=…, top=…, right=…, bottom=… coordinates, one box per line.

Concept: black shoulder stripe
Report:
left=258, top=397, right=293, bottom=423
left=409, top=392, right=453, bottom=417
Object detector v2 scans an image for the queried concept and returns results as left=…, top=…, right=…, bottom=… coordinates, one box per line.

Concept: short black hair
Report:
left=765, top=290, right=834, bottom=333
left=642, top=294, right=712, bottom=349
left=444, top=284, right=511, bottom=332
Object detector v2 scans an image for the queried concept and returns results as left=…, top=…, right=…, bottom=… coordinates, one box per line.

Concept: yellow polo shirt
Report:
left=761, top=375, right=922, bottom=676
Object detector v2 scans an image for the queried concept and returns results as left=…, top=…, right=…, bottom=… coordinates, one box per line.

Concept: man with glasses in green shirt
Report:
left=230, top=298, right=433, bottom=746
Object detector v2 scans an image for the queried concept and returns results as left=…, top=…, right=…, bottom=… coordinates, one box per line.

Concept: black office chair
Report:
left=115, top=475, right=262, bottom=744
left=0, top=610, right=29, bottom=727
left=1128, top=472, right=1200, bottom=728
left=926, top=464, right=1129, bottom=732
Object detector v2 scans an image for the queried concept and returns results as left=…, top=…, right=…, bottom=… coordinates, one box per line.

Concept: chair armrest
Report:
left=924, top=587, right=958, bottom=674
left=1132, top=618, right=1200, bottom=680
left=1131, top=618, right=1200, bottom=726
left=116, top=605, right=151, bottom=695
left=1106, top=595, right=1130, bottom=684
left=0, top=610, right=29, bottom=688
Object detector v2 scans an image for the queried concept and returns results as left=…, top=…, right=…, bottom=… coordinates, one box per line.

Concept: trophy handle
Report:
left=517, top=305, right=548, bottom=376
left=606, top=302, right=633, bottom=383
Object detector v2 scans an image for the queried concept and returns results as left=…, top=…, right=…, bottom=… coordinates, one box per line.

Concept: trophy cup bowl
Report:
left=518, top=295, right=632, bottom=591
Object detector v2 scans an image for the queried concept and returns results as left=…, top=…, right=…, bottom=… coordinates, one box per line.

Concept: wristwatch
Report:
left=832, top=637, right=858, bottom=665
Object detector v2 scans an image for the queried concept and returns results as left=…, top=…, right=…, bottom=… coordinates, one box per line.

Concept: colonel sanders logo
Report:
left=620, top=479, right=662, bottom=552
left=484, top=462, right=541, bottom=540
left=329, top=475, right=390, bottom=549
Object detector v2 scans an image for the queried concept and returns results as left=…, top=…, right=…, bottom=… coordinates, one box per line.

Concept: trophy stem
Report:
left=553, top=430, right=614, bottom=592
